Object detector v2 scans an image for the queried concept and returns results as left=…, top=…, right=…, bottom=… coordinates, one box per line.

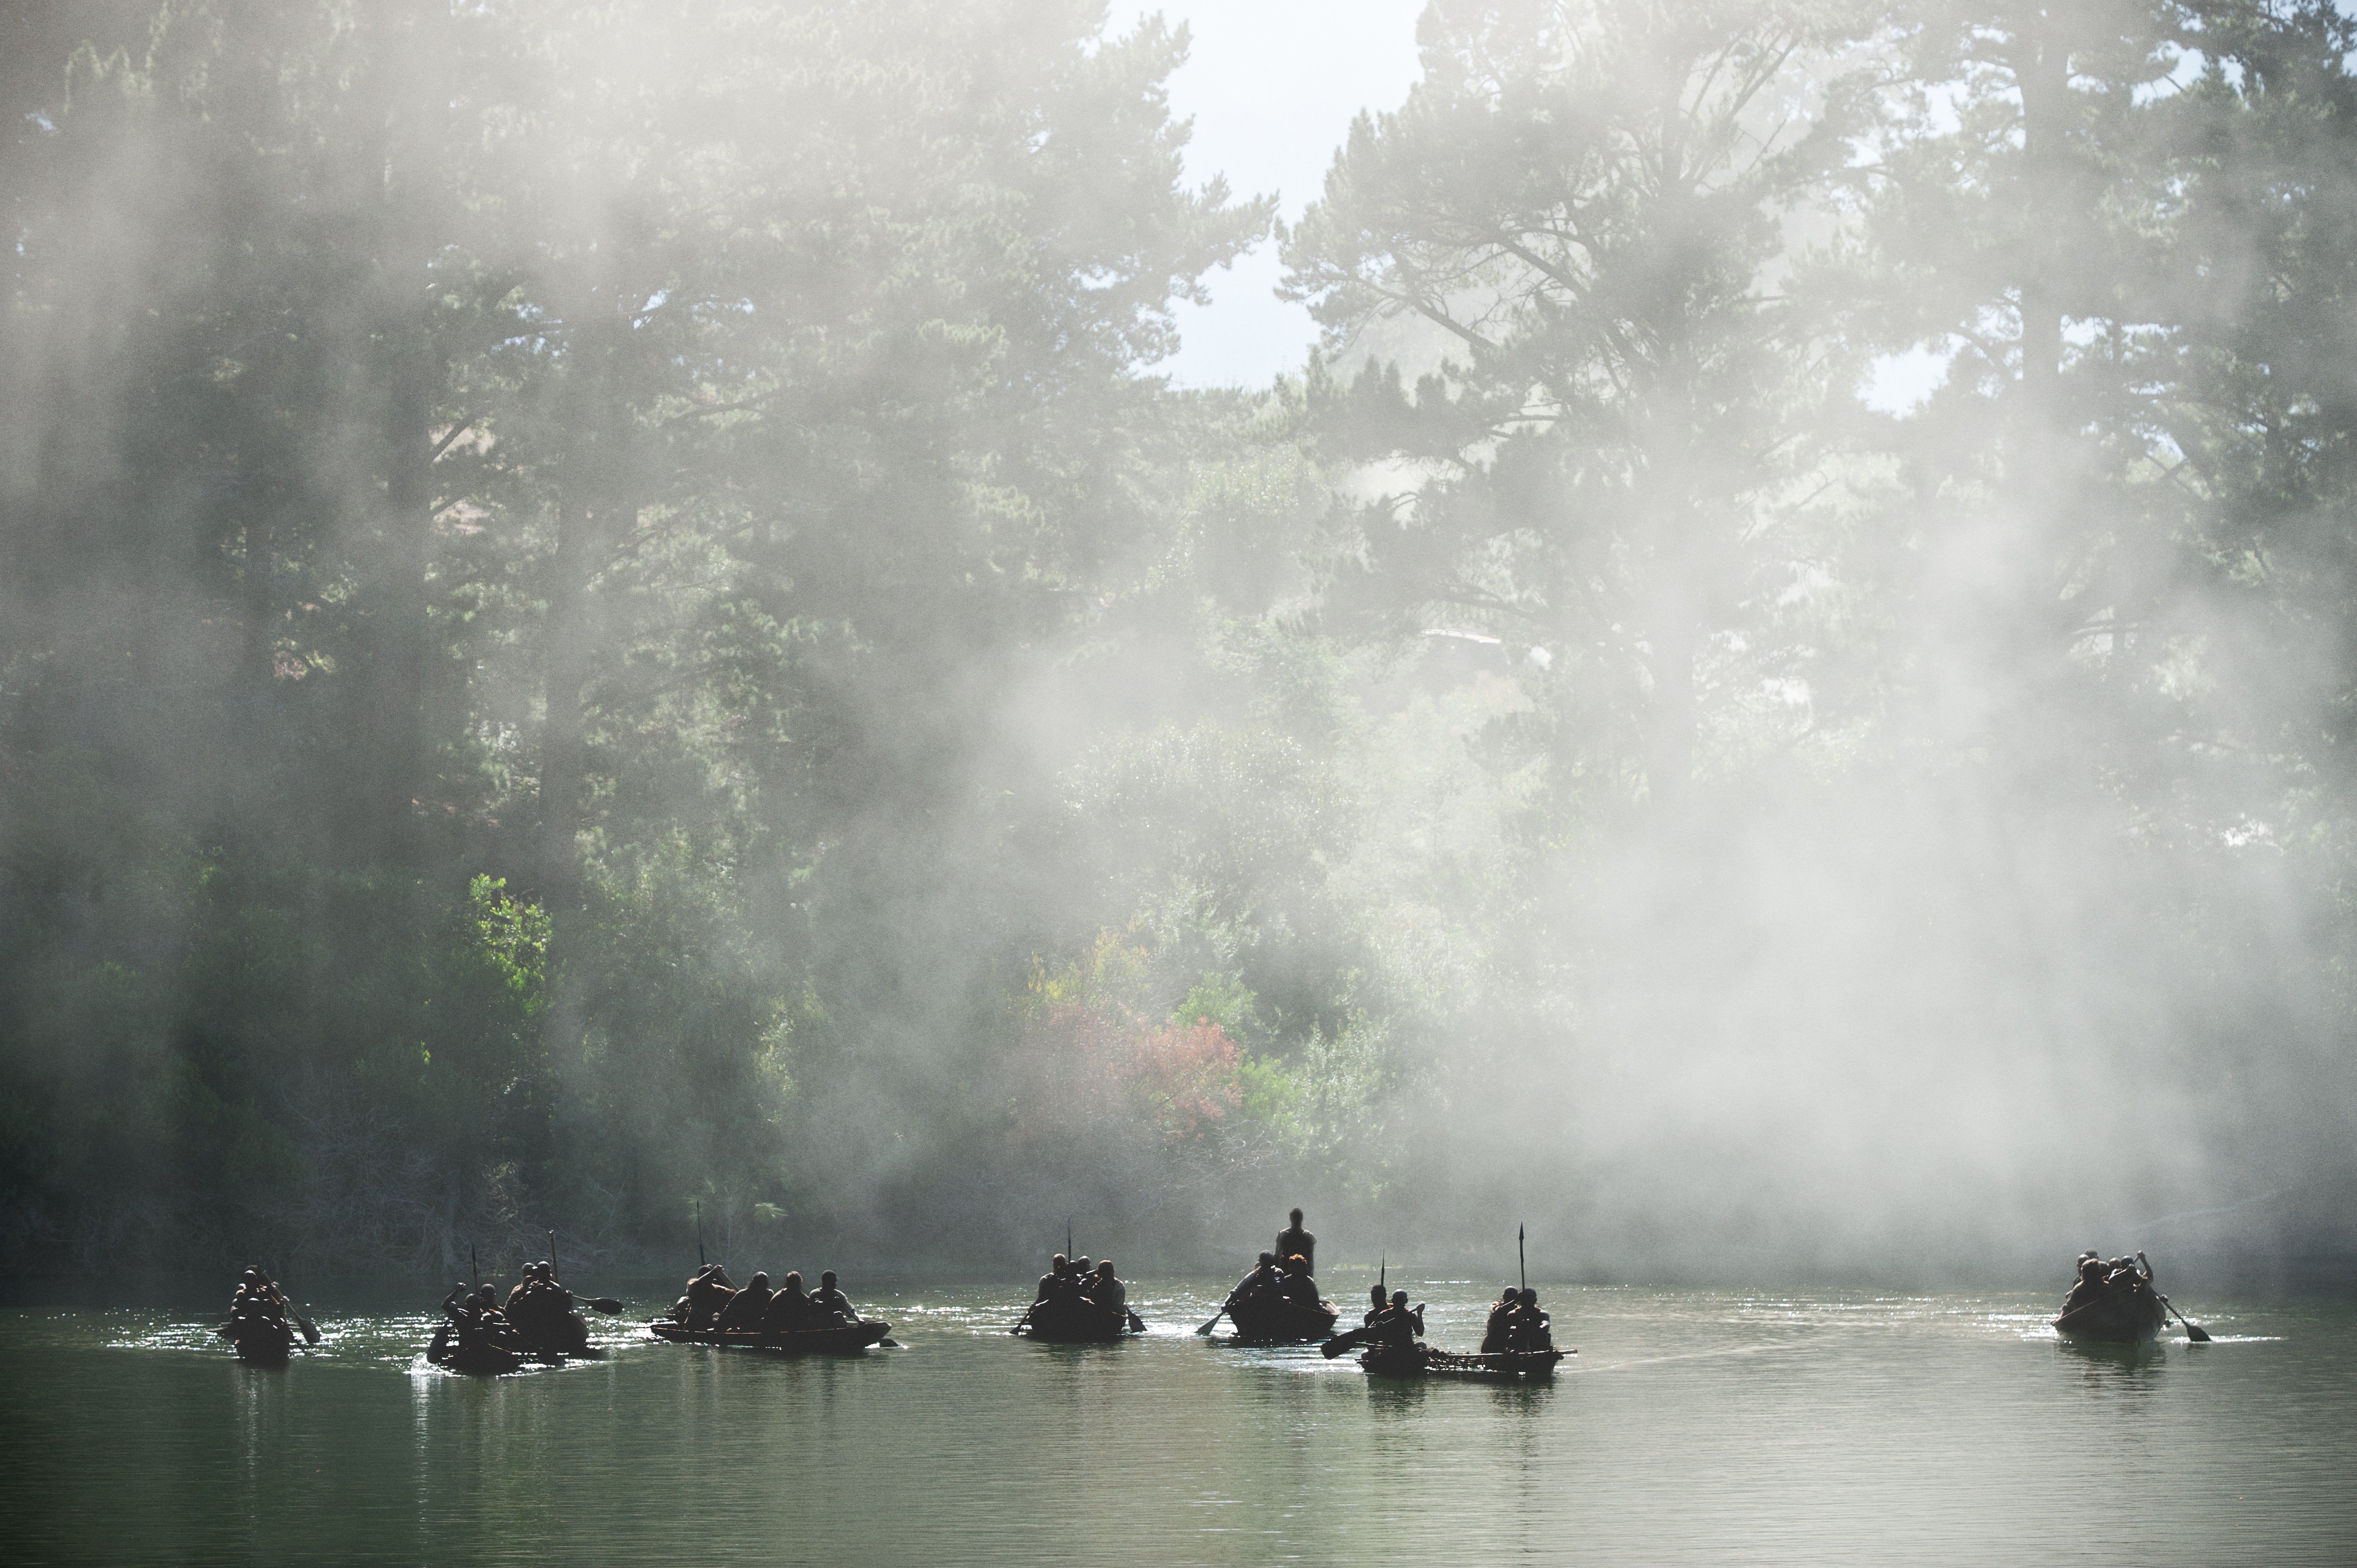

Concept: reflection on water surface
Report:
left=0, top=1281, right=2347, bottom=1564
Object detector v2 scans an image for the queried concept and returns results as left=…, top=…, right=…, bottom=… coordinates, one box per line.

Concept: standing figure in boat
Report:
left=2051, top=1249, right=2166, bottom=1343
left=1275, top=1209, right=1315, bottom=1277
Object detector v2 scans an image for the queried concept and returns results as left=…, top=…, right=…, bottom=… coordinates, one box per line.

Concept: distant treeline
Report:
left=5, top=1, right=2355, bottom=1280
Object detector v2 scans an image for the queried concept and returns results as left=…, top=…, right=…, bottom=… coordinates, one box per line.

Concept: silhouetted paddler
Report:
left=715, top=1271, right=771, bottom=1331
left=1275, top=1209, right=1315, bottom=1277
left=812, top=1270, right=856, bottom=1325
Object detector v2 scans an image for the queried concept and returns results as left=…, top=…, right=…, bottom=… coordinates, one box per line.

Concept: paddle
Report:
left=1125, top=1309, right=1146, bottom=1334
left=1325, top=1299, right=1426, bottom=1357
left=266, top=1267, right=321, bottom=1346
left=547, top=1229, right=626, bottom=1315
left=2160, top=1294, right=2214, bottom=1342
left=1320, top=1324, right=1373, bottom=1359
left=1195, top=1292, right=1239, bottom=1336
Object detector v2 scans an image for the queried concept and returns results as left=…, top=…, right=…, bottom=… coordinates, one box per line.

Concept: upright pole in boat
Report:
left=696, top=1201, right=706, bottom=1269
left=471, top=1244, right=480, bottom=1294
left=1067, top=1216, right=1073, bottom=1262
left=1518, top=1225, right=1526, bottom=1293
left=548, top=1229, right=559, bottom=1282
left=1379, top=1255, right=1385, bottom=1291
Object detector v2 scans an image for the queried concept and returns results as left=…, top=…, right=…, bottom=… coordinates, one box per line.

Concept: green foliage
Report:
left=1174, top=971, right=1261, bottom=1041
left=7, top=0, right=2357, bottom=1271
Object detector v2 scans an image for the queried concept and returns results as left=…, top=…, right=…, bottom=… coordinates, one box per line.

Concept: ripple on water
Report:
left=0, top=1281, right=2347, bottom=1566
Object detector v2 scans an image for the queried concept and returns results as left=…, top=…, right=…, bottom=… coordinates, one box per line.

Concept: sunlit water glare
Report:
left=1, top=1281, right=2346, bottom=1564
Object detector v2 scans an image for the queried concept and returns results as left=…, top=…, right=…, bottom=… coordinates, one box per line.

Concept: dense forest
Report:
left=4, top=0, right=2355, bottom=1281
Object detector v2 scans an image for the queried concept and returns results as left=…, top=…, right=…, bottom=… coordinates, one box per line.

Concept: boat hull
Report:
left=1014, top=1299, right=1139, bottom=1342
left=425, top=1323, right=532, bottom=1375
left=511, top=1309, right=592, bottom=1359
left=1360, top=1343, right=1568, bottom=1380
left=2053, top=1288, right=2166, bottom=1344
left=222, top=1321, right=294, bottom=1365
left=648, top=1319, right=892, bottom=1354
left=1225, top=1294, right=1338, bottom=1343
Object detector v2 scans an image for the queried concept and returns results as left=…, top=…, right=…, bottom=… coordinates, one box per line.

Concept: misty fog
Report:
left=3, top=0, right=2354, bottom=1287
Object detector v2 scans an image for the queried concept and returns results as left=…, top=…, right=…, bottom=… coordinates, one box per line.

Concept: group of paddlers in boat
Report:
left=1015, top=1254, right=1141, bottom=1341
left=1322, top=1283, right=1567, bottom=1380
left=223, top=1214, right=2213, bottom=1376
left=218, top=1267, right=315, bottom=1364
left=2050, top=1248, right=2209, bottom=1343
left=427, top=1260, right=596, bottom=1373
left=1193, top=1209, right=1569, bottom=1379
left=649, top=1263, right=893, bottom=1352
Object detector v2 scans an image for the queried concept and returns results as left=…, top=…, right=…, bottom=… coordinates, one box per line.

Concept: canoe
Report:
left=1225, top=1293, right=1339, bottom=1343
left=648, top=1318, right=892, bottom=1354
left=1014, top=1298, right=1141, bottom=1343
left=1359, top=1342, right=1569, bottom=1381
left=425, top=1322, right=533, bottom=1375
left=220, top=1320, right=294, bottom=1365
left=2053, top=1286, right=2166, bottom=1344
left=511, top=1309, right=592, bottom=1358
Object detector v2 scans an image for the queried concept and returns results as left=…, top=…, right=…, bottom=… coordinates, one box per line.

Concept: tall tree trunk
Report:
left=362, top=0, right=448, bottom=866
left=538, top=311, right=632, bottom=905
left=376, top=325, right=436, bottom=861
left=538, top=468, right=594, bottom=907
left=1644, top=616, right=1698, bottom=808
left=240, top=514, right=276, bottom=688
left=2016, top=21, right=2068, bottom=407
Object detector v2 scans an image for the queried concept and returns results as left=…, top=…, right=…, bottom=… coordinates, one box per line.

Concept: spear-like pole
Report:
left=1518, top=1224, right=1526, bottom=1293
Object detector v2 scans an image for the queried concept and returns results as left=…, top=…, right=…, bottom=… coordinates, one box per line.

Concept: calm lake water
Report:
left=0, top=1276, right=2348, bottom=1565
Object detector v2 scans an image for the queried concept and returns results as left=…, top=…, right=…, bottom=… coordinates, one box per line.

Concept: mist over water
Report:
left=3, top=0, right=2356, bottom=1292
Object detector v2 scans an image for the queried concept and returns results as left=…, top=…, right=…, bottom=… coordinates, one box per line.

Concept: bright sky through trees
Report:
left=1108, top=0, right=1427, bottom=386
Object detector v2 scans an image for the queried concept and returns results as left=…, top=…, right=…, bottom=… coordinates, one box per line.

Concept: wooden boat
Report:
left=426, top=1322, right=531, bottom=1375
left=2053, top=1285, right=2166, bottom=1344
left=648, top=1318, right=892, bottom=1354
left=220, top=1318, right=295, bottom=1366
left=1013, top=1297, right=1141, bottom=1343
left=512, top=1308, right=593, bottom=1358
left=1224, top=1292, right=1339, bottom=1344
left=1359, top=1342, right=1569, bottom=1381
